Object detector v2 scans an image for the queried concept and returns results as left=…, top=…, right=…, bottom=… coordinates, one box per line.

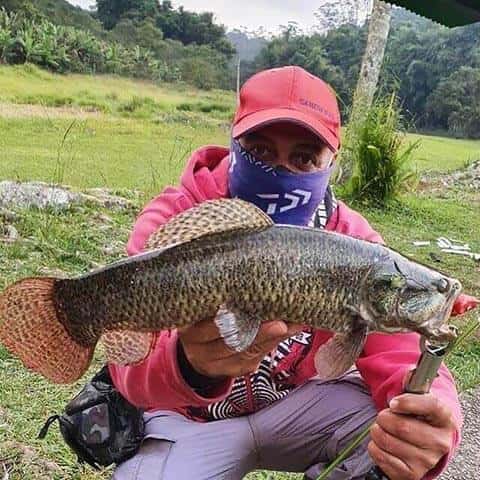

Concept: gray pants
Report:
left=112, top=375, right=377, bottom=480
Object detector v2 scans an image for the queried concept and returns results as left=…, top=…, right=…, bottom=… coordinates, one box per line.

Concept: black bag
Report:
left=38, top=366, right=145, bottom=470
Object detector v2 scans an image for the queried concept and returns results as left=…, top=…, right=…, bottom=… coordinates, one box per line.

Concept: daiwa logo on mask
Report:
left=228, top=140, right=334, bottom=226
left=257, top=190, right=312, bottom=216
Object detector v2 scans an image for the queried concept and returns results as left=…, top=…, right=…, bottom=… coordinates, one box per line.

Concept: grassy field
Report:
left=0, top=65, right=234, bottom=118
left=0, top=66, right=479, bottom=480
left=1, top=64, right=479, bottom=196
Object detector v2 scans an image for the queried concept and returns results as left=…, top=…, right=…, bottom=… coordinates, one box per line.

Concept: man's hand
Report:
left=178, top=318, right=303, bottom=378
left=368, top=393, right=456, bottom=480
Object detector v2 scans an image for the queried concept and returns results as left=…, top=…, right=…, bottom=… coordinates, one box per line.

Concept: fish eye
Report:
left=434, top=278, right=450, bottom=293
left=377, top=273, right=405, bottom=289
left=389, top=275, right=406, bottom=289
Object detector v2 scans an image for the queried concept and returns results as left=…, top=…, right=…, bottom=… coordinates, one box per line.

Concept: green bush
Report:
left=176, top=101, right=232, bottom=115
left=0, top=7, right=232, bottom=90
left=118, top=95, right=161, bottom=115
left=0, top=8, right=177, bottom=82
left=179, top=57, right=219, bottom=90
left=344, top=94, right=420, bottom=205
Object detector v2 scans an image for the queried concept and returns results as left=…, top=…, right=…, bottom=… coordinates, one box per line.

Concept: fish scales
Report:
left=54, top=226, right=373, bottom=346
left=0, top=198, right=461, bottom=384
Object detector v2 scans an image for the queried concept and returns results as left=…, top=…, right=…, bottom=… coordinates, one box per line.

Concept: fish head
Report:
left=361, top=253, right=461, bottom=343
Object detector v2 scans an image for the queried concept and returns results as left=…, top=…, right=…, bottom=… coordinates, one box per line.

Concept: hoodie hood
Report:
left=179, top=146, right=230, bottom=203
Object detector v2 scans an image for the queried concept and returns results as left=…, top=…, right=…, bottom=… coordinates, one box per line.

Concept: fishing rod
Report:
left=366, top=329, right=457, bottom=480
left=317, top=324, right=464, bottom=480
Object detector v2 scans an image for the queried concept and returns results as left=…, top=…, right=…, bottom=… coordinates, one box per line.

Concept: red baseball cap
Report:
left=232, top=66, right=341, bottom=152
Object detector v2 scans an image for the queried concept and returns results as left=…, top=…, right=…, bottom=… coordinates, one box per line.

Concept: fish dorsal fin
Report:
left=146, top=198, right=273, bottom=250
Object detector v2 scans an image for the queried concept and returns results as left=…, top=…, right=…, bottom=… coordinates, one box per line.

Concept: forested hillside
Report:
left=1, top=1, right=479, bottom=137
left=2, top=0, right=105, bottom=35
left=1, top=0, right=236, bottom=88
left=245, top=9, right=480, bottom=138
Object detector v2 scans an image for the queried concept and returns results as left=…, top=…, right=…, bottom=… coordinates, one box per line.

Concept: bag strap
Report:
left=38, top=415, right=60, bottom=440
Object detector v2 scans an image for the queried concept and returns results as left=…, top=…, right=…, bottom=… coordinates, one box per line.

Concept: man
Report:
left=110, top=66, right=466, bottom=480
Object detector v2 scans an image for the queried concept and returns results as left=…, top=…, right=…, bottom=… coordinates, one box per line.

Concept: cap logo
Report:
left=299, top=98, right=335, bottom=121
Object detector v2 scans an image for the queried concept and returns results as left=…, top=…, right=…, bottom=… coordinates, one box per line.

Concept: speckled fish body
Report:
left=0, top=199, right=461, bottom=383
left=55, top=225, right=458, bottom=345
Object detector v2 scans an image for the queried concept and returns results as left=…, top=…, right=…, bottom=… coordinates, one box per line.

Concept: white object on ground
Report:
left=440, top=248, right=480, bottom=261
left=436, top=237, right=470, bottom=251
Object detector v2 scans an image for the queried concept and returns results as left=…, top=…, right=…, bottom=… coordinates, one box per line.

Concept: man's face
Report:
left=238, top=122, right=335, bottom=174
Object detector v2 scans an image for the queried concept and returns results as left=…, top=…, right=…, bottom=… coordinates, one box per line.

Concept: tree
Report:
left=426, top=67, right=480, bottom=138
left=155, top=2, right=235, bottom=57
left=253, top=27, right=356, bottom=111
left=350, top=0, right=392, bottom=123
left=314, top=0, right=371, bottom=33
left=341, top=0, right=392, bottom=182
left=96, top=0, right=158, bottom=30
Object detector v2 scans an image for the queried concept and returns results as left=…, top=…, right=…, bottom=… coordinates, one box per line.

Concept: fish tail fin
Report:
left=0, top=278, right=94, bottom=384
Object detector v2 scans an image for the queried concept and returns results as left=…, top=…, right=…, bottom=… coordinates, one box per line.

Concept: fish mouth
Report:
left=419, top=282, right=462, bottom=342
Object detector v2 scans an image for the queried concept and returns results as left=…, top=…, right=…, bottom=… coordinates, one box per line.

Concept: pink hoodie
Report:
left=110, top=146, right=471, bottom=479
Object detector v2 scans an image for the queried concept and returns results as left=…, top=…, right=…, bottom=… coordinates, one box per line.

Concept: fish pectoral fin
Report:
left=214, top=306, right=261, bottom=352
left=346, top=303, right=376, bottom=328
left=314, top=325, right=368, bottom=380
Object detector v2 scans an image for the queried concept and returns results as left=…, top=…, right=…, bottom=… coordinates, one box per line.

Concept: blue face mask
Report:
left=228, top=139, right=334, bottom=226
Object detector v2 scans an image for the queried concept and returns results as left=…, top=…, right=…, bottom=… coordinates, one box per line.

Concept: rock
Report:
left=0, top=181, right=138, bottom=211
left=82, top=188, right=136, bottom=210
left=0, top=181, right=82, bottom=210
left=93, top=213, right=113, bottom=224
left=1, top=224, right=19, bottom=243
left=4, top=225, right=18, bottom=241
left=0, top=208, right=17, bottom=222
left=102, top=245, right=115, bottom=256
left=0, top=441, right=62, bottom=474
left=422, top=160, right=480, bottom=191
left=37, top=266, right=68, bottom=277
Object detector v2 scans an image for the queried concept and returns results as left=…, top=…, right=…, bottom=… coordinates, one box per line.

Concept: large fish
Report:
left=0, top=199, right=461, bottom=384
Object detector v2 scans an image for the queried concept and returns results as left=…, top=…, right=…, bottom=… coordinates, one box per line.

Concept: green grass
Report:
left=0, top=65, right=235, bottom=120
left=408, top=132, right=480, bottom=173
left=1, top=116, right=479, bottom=200
left=0, top=64, right=479, bottom=184
left=0, top=116, right=228, bottom=199
left=358, top=194, right=480, bottom=391
left=0, top=67, right=479, bottom=480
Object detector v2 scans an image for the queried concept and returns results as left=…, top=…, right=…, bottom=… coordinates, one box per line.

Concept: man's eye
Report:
left=251, top=145, right=272, bottom=158
left=291, top=152, right=316, bottom=169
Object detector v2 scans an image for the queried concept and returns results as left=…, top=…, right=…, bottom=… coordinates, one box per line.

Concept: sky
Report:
left=67, top=0, right=368, bottom=35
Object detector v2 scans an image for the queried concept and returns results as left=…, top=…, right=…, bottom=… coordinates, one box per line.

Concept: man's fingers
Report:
left=180, top=319, right=295, bottom=345
left=389, top=394, right=455, bottom=428
left=253, top=320, right=291, bottom=343
left=376, top=410, right=451, bottom=453
left=178, top=318, right=222, bottom=343
left=243, top=337, right=287, bottom=359
left=370, top=423, right=438, bottom=472
left=187, top=329, right=293, bottom=362
left=368, top=441, right=416, bottom=480
left=285, top=322, right=305, bottom=336
left=179, top=319, right=304, bottom=377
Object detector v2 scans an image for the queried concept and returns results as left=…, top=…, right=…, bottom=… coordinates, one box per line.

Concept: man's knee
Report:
left=304, top=381, right=376, bottom=480
left=112, top=438, right=173, bottom=480
left=318, top=377, right=377, bottom=458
